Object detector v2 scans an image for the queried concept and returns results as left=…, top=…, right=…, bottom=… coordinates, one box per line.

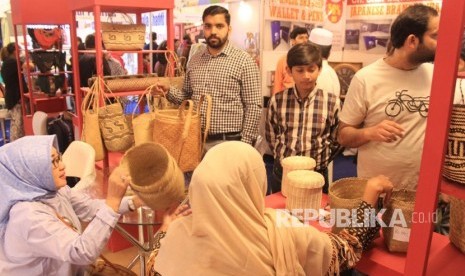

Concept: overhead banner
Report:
left=344, top=0, right=441, bottom=54
left=263, top=0, right=345, bottom=52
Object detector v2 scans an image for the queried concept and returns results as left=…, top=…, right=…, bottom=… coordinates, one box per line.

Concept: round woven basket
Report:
left=382, top=189, right=416, bottom=253
left=281, top=156, right=316, bottom=197
left=121, top=142, right=185, bottom=210
left=285, top=170, right=324, bottom=213
left=449, top=196, right=465, bottom=254
left=329, top=177, right=367, bottom=233
left=443, top=104, right=465, bottom=185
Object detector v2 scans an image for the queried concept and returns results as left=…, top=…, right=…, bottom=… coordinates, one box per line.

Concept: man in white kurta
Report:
left=337, top=5, right=439, bottom=190
left=309, top=28, right=341, bottom=98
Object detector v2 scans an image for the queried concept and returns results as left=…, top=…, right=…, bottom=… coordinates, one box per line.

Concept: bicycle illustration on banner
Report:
left=385, top=90, right=430, bottom=118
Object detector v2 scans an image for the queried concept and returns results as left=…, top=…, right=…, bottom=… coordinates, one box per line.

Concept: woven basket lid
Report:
left=287, top=170, right=324, bottom=189
left=120, top=142, right=185, bottom=210
left=281, top=156, right=316, bottom=170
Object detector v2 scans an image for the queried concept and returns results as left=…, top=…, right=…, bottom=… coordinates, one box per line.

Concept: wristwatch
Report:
left=128, top=197, right=136, bottom=212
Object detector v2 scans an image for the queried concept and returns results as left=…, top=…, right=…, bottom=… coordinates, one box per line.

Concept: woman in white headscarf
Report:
left=0, top=135, right=137, bottom=276
left=152, top=141, right=393, bottom=275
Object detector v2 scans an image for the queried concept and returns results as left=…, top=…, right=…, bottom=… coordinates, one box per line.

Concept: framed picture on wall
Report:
left=328, top=62, right=363, bottom=102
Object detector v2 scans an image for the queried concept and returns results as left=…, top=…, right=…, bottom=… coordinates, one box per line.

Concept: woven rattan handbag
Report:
left=81, top=82, right=105, bottom=161
left=101, top=13, right=145, bottom=50
left=382, top=189, right=416, bottom=253
left=443, top=104, right=465, bottom=184
left=152, top=95, right=212, bottom=172
left=132, top=86, right=157, bottom=146
left=329, top=177, right=367, bottom=234
left=88, top=74, right=159, bottom=93
left=97, top=79, right=134, bottom=152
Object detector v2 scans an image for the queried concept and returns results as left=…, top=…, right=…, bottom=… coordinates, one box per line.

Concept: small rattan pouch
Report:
left=329, top=177, right=367, bottom=234
left=281, top=156, right=316, bottom=197
left=382, top=189, right=416, bottom=253
left=121, top=142, right=185, bottom=211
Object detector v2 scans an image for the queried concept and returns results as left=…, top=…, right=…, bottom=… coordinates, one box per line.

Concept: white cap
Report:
left=309, top=28, right=333, bottom=46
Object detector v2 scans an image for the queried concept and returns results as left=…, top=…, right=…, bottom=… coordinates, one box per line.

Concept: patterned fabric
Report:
left=147, top=231, right=166, bottom=276
left=167, top=42, right=262, bottom=145
left=0, top=135, right=57, bottom=238
left=266, top=86, right=340, bottom=170
left=8, top=103, right=24, bottom=141
left=326, top=200, right=380, bottom=274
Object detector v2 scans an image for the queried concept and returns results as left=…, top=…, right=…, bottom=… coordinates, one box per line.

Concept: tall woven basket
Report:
left=382, top=190, right=416, bottom=253
left=443, top=104, right=465, bottom=184
left=328, top=177, right=367, bottom=233
left=449, top=196, right=465, bottom=254
left=121, top=142, right=185, bottom=211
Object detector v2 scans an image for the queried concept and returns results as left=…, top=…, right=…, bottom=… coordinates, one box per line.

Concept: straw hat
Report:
left=286, top=170, right=324, bottom=212
left=281, top=156, right=316, bottom=197
left=120, top=142, right=185, bottom=210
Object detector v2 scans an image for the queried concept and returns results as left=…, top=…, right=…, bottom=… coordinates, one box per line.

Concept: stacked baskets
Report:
left=281, top=156, right=316, bottom=197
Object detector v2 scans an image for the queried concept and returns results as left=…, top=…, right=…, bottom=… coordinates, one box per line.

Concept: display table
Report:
left=114, top=207, right=161, bottom=276
left=263, top=192, right=465, bottom=275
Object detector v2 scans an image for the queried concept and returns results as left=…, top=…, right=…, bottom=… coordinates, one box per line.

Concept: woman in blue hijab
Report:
left=0, top=135, right=134, bottom=275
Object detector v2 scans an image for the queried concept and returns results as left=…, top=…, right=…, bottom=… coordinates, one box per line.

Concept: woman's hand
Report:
left=362, top=175, right=394, bottom=208
left=159, top=201, right=192, bottom=232
left=106, top=166, right=130, bottom=212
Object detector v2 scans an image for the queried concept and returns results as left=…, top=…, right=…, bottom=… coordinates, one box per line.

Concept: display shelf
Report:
left=440, top=178, right=465, bottom=200
left=29, top=71, right=73, bottom=76
left=68, top=0, right=173, bottom=13
left=68, top=0, right=175, bottom=183
left=78, top=50, right=170, bottom=54
left=404, top=1, right=465, bottom=275
left=11, top=0, right=77, bottom=135
left=23, top=92, right=74, bottom=99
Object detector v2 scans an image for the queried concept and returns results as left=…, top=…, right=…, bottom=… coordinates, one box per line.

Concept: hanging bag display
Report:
left=97, top=78, right=134, bottom=152
left=157, top=51, right=185, bottom=91
left=152, top=95, right=212, bottom=172
left=101, top=12, right=145, bottom=50
left=81, top=82, right=105, bottom=161
left=87, top=73, right=159, bottom=93
left=443, top=104, right=465, bottom=184
left=132, top=85, right=157, bottom=146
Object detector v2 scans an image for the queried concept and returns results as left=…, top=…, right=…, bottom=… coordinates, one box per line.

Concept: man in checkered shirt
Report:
left=156, top=5, right=261, bottom=150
